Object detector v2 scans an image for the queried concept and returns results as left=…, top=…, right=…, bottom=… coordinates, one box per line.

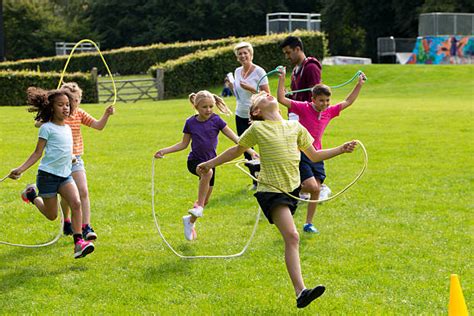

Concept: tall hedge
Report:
left=0, top=38, right=239, bottom=75
left=0, top=71, right=98, bottom=106
left=149, top=31, right=327, bottom=98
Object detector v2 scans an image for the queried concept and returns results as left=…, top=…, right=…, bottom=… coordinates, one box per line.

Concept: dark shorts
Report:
left=36, top=170, right=74, bottom=198
left=187, top=159, right=216, bottom=187
left=254, top=188, right=300, bottom=224
left=299, top=152, right=326, bottom=183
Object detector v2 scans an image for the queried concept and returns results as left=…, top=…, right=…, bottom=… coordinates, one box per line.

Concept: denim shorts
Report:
left=71, top=155, right=85, bottom=173
left=37, top=170, right=74, bottom=198
left=299, top=152, right=326, bottom=183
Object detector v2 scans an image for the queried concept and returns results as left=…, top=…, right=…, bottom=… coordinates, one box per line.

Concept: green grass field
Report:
left=0, top=64, right=472, bottom=314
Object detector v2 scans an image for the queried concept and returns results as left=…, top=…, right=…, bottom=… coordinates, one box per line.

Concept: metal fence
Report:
left=419, top=13, right=474, bottom=36
left=266, top=12, right=321, bottom=35
left=377, top=37, right=416, bottom=57
left=55, top=42, right=99, bottom=56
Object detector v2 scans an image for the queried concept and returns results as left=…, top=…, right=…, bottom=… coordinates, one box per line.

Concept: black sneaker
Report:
left=63, top=221, right=73, bottom=236
left=82, top=225, right=97, bottom=241
left=296, top=285, right=326, bottom=308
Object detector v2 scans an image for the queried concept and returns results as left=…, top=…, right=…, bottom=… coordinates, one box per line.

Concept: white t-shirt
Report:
left=233, top=65, right=268, bottom=118
left=38, top=122, right=73, bottom=177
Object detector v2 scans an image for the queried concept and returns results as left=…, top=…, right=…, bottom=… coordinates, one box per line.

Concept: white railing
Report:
left=55, top=42, right=99, bottom=56
left=266, top=12, right=321, bottom=35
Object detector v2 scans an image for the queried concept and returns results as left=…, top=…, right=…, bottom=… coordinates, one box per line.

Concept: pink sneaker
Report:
left=74, top=239, right=95, bottom=259
left=21, top=184, right=37, bottom=203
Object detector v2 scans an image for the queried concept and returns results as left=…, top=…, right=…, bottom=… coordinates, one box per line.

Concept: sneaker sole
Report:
left=84, top=232, right=97, bottom=241
left=74, top=243, right=95, bottom=259
left=187, top=210, right=203, bottom=218
left=297, top=285, right=326, bottom=308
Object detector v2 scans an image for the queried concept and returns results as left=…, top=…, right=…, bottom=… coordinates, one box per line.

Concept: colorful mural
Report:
left=407, top=36, right=474, bottom=64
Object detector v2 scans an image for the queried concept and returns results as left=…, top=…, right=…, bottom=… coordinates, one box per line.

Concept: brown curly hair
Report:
left=26, top=87, right=77, bottom=122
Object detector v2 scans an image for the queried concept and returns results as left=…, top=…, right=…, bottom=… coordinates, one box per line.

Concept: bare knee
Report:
left=77, top=186, right=89, bottom=200
left=68, top=198, right=81, bottom=211
left=303, top=183, right=320, bottom=194
left=284, top=230, right=300, bottom=247
left=45, top=212, right=58, bottom=221
left=200, top=168, right=213, bottom=180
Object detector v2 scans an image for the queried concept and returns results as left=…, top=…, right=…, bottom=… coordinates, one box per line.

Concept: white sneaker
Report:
left=182, top=215, right=195, bottom=241
left=319, top=184, right=332, bottom=200
left=299, top=192, right=311, bottom=200
left=188, top=206, right=203, bottom=218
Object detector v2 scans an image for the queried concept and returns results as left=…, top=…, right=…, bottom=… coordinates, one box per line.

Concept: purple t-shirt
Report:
left=183, top=113, right=227, bottom=162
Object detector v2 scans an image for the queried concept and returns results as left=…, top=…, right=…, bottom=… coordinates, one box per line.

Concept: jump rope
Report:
left=0, top=39, right=116, bottom=248
left=152, top=68, right=368, bottom=259
left=1, top=44, right=367, bottom=256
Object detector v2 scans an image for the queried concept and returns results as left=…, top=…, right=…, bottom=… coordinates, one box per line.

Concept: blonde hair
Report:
left=61, top=82, right=83, bottom=114
left=188, top=90, right=232, bottom=116
left=248, top=91, right=267, bottom=121
left=233, top=42, right=254, bottom=57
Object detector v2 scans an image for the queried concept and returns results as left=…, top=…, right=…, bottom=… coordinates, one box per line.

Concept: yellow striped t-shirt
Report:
left=239, top=120, right=313, bottom=193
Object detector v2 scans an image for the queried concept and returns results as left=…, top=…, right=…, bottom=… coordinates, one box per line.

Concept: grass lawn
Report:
left=0, top=64, right=472, bottom=314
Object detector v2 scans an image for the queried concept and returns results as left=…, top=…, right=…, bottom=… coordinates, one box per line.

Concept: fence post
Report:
left=90, top=67, right=99, bottom=103
left=156, top=69, right=164, bottom=100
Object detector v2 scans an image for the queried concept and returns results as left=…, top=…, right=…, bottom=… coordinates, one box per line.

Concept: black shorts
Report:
left=187, top=159, right=216, bottom=186
left=254, top=187, right=300, bottom=224
left=299, top=152, right=326, bottom=183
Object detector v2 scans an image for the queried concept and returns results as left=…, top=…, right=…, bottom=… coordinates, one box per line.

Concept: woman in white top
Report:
left=229, top=42, right=270, bottom=189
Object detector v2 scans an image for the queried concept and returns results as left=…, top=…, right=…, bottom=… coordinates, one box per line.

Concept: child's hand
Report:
left=197, top=162, right=211, bottom=174
left=8, top=168, right=22, bottom=180
left=277, top=66, right=286, bottom=77
left=249, top=149, right=259, bottom=160
left=105, top=105, right=115, bottom=116
left=358, top=72, right=367, bottom=84
left=154, top=150, right=165, bottom=158
left=340, top=141, right=357, bottom=153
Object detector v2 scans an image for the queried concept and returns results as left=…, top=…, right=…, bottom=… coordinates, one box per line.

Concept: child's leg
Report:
left=58, top=182, right=82, bottom=235
left=33, top=196, right=60, bottom=221
left=271, top=204, right=306, bottom=296
left=60, top=197, right=71, bottom=220
left=196, top=168, right=213, bottom=207
left=72, top=170, right=91, bottom=225
left=300, top=177, right=321, bottom=225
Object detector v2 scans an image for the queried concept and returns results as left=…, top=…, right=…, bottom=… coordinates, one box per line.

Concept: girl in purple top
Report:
left=155, top=90, right=257, bottom=241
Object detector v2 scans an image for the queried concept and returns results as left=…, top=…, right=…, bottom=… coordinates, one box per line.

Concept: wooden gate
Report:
left=98, top=78, right=159, bottom=103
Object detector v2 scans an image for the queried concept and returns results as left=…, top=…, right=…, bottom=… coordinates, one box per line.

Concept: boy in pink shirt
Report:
left=277, top=66, right=366, bottom=233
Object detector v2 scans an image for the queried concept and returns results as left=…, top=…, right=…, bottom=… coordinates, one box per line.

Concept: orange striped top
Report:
left=65, top=109, right=95, bottom=155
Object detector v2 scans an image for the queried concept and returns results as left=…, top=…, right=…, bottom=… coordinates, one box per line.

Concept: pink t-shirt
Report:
left=290, top=100, right=342, bottom=150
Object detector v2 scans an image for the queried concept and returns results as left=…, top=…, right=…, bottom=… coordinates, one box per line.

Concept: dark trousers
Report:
left=236, top=115, right=260, bottom=185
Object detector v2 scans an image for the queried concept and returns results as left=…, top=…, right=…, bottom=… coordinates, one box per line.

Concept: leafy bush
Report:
left=0, top=71, right=98, bottom=106
left=149, top=31, right=327, bottom=98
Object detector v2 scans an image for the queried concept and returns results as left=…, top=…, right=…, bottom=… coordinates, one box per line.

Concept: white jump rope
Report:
left=151, top=140, right=368, bottom=259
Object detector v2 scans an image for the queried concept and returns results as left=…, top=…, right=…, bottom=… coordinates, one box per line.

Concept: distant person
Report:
left=8, top=87, right=94, bottom=259
left=228, top=42, right=270, bottom=190
left=197, top=91, right=357, bottom=309
left=280, top=36, right=322, bottom=121
left=277, top=66, right=366, bottom=234
left=154, top=90, right=257, bottom=241
left=221, top=78, right=233, bottom=97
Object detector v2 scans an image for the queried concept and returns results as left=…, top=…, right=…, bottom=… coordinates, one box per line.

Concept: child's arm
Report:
left=221, top=126, right=259, bottom=159
left=302, top=141, right=357, bottom=163
left=197, top=144, right=249, bottom=174
left=340, top=73, right=366, bottom=111
left=8, top=139, right=46, bottom=179
left=276, top=67, right=292, bottom=108
left=154, top=133, right=191, bottom=158
left=90, top=105, right=115, bottom=130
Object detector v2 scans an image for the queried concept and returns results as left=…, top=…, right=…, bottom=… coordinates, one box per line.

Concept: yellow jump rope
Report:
left=0, top=39, right=114, bottom=248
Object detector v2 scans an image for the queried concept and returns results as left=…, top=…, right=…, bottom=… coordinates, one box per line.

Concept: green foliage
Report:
left=149, top=31, right=327, bottom=98
left=0, top=65, right=472, bottom=314
left=0, top=70, right=98, bottom=105
left=0, top=37, right=238, bottom=75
